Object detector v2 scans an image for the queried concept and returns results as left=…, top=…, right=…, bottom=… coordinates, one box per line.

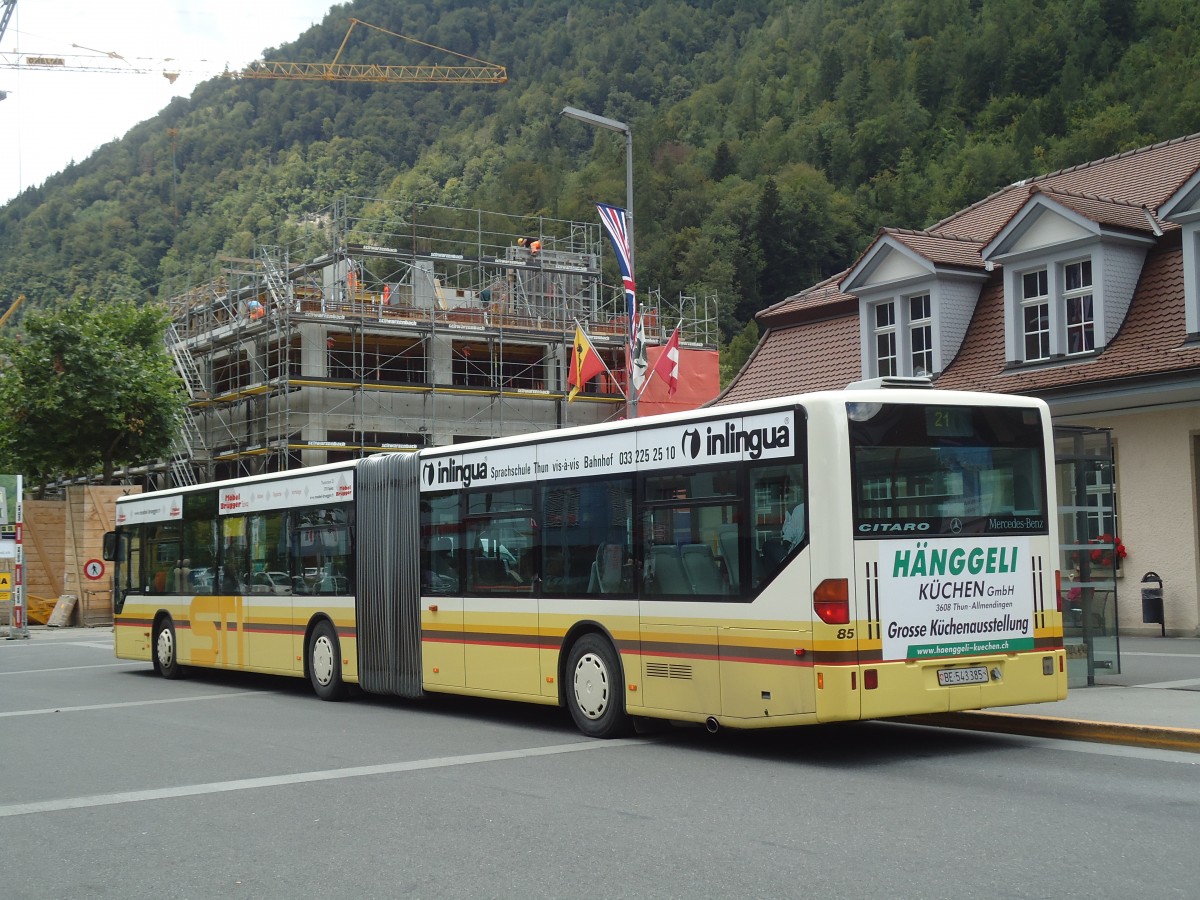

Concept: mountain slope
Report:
left=3, top=0, right=1200, bottom=339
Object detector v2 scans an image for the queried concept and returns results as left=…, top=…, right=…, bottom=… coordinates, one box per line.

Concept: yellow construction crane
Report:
left=0, top=294, right=25, bottom=329
left=0, top=18, right=507, bottom=84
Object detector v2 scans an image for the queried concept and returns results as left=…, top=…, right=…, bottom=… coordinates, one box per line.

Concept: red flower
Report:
left=1087, top=534, right=1127, bottom=569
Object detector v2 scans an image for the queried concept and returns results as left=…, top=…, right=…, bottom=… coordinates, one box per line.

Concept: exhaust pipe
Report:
left=705, top=716, right=720, bottom=734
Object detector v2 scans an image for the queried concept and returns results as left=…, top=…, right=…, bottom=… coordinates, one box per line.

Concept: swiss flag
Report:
left=649, top=325, right=681, bottom=396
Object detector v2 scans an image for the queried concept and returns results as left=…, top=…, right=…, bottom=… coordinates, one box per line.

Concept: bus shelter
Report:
left=1055, top=426, right=1120, bottom=686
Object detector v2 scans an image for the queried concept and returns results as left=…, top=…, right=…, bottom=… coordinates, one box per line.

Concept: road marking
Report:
left=1130, top=678, right=1200, bottom=689
left=0, top=640, right=114, bottom=650
left=0, top=739, right=643, bottom=819
left=1038, top=736, right=1200, bottom=765
left=0, top=691, right=262, bottom=718
left=0, top=662, right=142, bottom=677
left=1120, top=651, right=1200, bottom=659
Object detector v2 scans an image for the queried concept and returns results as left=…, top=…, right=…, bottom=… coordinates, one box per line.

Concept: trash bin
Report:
left=1141, top=571, right=1164, bottom=636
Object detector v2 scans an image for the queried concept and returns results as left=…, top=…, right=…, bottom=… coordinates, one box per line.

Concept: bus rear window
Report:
left=849, top=403, right=1048, bottom=537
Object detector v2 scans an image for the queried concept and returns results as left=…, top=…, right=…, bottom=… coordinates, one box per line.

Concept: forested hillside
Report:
left=2, top=0, right=1200, bottom=353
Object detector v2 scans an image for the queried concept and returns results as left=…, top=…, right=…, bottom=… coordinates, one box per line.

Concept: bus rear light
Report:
left=814, top=578, right=850, bottom=624
left=864, top=668, right=878, bottom=690
left=817, top=672, right=824, bottom=690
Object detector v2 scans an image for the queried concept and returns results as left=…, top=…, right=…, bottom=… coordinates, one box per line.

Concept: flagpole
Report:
left=561, top=106, right=636, bottom=418
left=623, top=135, right=636, bottom=420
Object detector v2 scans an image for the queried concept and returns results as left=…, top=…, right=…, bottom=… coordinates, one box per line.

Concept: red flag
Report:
left=568, top=325, right=606, bottom=401
left=650, top=325, right=681, bottom=396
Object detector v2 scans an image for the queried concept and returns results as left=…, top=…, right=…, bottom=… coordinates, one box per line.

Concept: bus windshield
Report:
left=849, top=402, right=1048, bottom=537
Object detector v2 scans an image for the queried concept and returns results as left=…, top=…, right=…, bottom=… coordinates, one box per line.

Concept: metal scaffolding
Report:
left=157, top=197, right=719, bottom=487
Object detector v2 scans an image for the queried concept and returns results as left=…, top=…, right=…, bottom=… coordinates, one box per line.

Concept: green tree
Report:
left=720, top=319, right=760, bottom=388
left=0, top=299, right=185, bottom=485
left=711, top=141, right=736, bottom=181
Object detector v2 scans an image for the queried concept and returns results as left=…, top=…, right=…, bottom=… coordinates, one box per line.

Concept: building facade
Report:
left=722, top=134, right=1200, bottom=643
left=163, top=199, right=719, bottom=487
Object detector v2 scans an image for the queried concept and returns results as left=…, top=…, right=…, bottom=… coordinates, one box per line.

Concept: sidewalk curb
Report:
left=899, top=711, right=1200, bottom=754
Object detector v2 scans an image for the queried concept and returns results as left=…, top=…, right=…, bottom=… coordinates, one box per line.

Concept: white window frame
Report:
left=872, top=301, right=897, bottom=377
left=908, top=293, right=932, bottom=376
left=865, top=290, right=940, bottom=379
left=1064, top=259, right=1095, bottom=356
left=1013, top=257, right=1102, bottom=364
left=1020, top=268, right=1051, bottom=362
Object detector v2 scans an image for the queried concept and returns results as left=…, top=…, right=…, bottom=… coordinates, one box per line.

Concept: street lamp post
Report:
left=561, top=106, right=636, bottom=418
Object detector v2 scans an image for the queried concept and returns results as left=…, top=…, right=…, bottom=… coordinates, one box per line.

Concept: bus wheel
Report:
left=154, top=618, right=182, bottom=680
left=308, top=620, right=346, bottom=701
left=566, top=634, right=631, bottom=738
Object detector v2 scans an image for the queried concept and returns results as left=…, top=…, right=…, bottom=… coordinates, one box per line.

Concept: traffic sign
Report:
left=84, top=559, right=105, bottom=580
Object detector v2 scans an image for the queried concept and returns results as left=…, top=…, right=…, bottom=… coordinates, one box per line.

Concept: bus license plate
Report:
left=937, top=666, right=989, bottom=686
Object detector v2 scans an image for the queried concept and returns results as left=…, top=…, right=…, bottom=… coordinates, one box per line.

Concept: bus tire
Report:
left=308, top=620, right=346, bottom=701
left=153, top=617, right=183, bottom=680
left=566, top=634, right=631, bottom=738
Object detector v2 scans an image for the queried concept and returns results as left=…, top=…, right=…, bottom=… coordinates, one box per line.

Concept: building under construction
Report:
left=162, top=198, right=719, bottom=487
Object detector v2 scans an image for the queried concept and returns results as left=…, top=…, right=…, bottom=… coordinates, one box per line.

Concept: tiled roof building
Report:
left=721, top=133, right=1200, bottom=639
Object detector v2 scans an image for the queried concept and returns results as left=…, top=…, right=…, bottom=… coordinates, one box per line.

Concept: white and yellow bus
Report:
left=108, top=382, right=1067, bottom=737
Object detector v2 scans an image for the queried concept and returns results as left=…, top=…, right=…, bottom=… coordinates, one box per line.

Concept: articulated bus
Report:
left=107, top=382, right=1067, bottom=737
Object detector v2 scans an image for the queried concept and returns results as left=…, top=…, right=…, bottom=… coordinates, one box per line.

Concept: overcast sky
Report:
left=1, top=1, right=335, bottom=205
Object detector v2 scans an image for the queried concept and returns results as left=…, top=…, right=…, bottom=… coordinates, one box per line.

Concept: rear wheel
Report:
left=566, top=634, right=631, bottom=738
left=153, top=617, right=182, bottom=680
left=308, top=620, right=346, bottom=701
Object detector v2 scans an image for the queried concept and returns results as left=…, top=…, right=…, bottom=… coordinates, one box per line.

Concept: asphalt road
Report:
left=2, top=632, right=1198, bottom=900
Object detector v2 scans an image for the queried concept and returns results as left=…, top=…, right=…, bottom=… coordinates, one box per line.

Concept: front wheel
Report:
left=153, top=617, right=183, bottom=680
left=308, top=620, right=346, bottom=701
left=566, top=634, right=631, bottom=738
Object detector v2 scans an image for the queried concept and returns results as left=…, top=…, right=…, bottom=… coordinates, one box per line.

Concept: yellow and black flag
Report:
left=567, top=325, right=605, bottom=401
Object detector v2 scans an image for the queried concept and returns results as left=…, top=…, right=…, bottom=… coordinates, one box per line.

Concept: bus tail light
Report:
left=814, top=578, right=850, bottom=624
left=863, top=668, right=878, bottom=690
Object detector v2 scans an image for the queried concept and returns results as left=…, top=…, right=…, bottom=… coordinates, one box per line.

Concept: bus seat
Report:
left=588, top=543, right=625, bottom=594
left=473, top=556, right=508, bottom=586
left=681, top=543, right=724, bottom=595
left=652, top=545, right=691, bottom=595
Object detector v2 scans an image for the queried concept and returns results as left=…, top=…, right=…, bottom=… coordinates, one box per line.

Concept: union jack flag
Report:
left=596, top=203, right=646, bottom=395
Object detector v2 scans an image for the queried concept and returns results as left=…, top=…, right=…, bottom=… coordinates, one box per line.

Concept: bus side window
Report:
left=420, top=492, right=461, bottom=596
left=541, top=477, right=633, bottom=597
left=145, top=521, right=181, bottom=594
left=749, top=463, right=807, bottom=589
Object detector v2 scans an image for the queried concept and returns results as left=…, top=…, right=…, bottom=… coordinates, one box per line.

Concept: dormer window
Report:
left=1013, top=258, right=1098, bottom=363
left=868, top=292, right=932, bottom=378
left=846, top=231, right=989, bottom=381
left=984, top=191, right=1153, bottom=366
